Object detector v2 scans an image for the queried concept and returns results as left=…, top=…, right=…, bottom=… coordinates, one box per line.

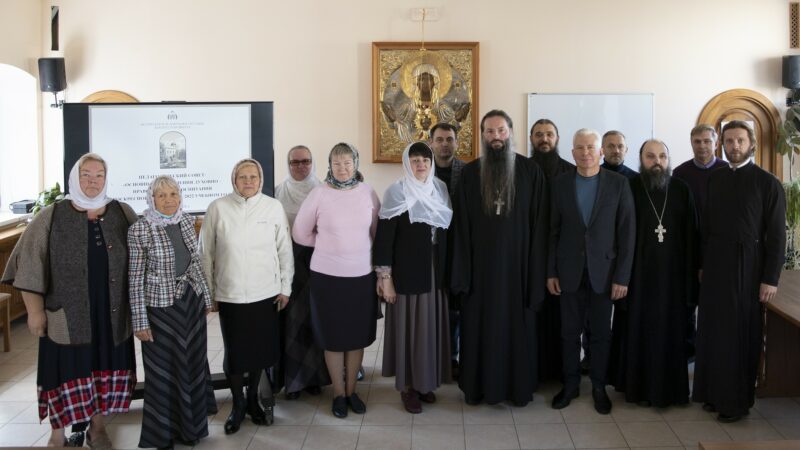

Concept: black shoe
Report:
left=347, top=393, right=367, bottom=414
left=551, top=388, right=579, bottom=409
left=285, top=390, right=301, bottom=400
left=702, top=402, right=717, bottom=412
left=332, top=395, right=348, bottom=418
left=224, top=395, right=247, bottom=435
left=176, top=438, right=199, bottom=446
left=304, top=385, right=322, bottom=396
left=157, top=445, right=174, bottom=450
left=451, top=360, right=460, bottom=381
left=66, top=431, right=85, bottom=447
left=246, top=393, right=267, bottom=425
left=718, top=413, right=742, bottom=423
left=263, top=395, right=275, bottom=426
left=356, top=367, right=365, bottom=381
left=580, top=356, right=590, bottom=375
left=592, top=387, right=612, bottom=415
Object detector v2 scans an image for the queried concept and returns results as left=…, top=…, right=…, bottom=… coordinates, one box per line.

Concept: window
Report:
left=0, top=63, right=39, bottom=212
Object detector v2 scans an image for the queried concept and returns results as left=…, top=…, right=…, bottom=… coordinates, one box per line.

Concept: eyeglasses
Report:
left=289, top=159, right=312, bottom=167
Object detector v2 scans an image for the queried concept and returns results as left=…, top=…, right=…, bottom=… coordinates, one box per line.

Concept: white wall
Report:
left=8, top=0, right=796, bottom=196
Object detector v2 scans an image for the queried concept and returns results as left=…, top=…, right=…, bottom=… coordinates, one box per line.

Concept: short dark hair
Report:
left=602, top=130, right=626, bottom=141
left=530, top=118, right=559, bottom=137
left=408, top=141, right=433, bottom=159
left=721, top=120, right=756, bottom=151
left=430, top=123, right=458, bottom=138
left=480, top=109, right=513, bottom=132
left=638, top=139, right=670, bottom=156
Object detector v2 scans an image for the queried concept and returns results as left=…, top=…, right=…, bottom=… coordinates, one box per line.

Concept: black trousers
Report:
left=560, top=270, right=613, bottom=391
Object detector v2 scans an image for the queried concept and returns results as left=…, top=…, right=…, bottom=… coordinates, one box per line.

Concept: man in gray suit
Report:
left=547, top=128, right=635, bottom=414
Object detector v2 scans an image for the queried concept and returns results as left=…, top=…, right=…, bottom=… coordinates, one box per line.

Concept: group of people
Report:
left=0, top=107, right=787, bottom=449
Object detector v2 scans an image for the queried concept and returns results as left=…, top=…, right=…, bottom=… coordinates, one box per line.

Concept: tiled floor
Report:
left=1, top=314, right=799, bottom=449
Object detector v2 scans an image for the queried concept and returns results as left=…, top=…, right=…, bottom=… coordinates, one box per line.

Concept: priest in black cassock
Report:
left=451, top=110, right=549, bottom=406
left=613, top=139, right=699, bottom=408
left=529, top=118, right=575, bottom=382
left=692, top=121, right=786, bottom=423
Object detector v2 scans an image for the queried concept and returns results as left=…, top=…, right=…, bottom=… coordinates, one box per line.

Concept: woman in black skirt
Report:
left=200, top=159, right=294, bottom=434
left=1, top=153, right=137, bottom=449
left=293, top=143, right=381, bottom=418
left=128, top=175, right=217, bottom=449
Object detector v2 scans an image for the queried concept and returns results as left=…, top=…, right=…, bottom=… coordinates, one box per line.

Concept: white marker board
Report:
left=526, top=93, right=654, bottom=169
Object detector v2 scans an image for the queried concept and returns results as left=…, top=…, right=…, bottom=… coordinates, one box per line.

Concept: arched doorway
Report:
left=697, top=89, right=783, bottom=180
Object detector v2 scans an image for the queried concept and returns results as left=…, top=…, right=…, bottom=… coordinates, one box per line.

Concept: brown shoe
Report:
left=86, top=428, right=113, bottom=450
left=418, top=391, right=436, bottom=403
left=401, top=390, right=422, bottom=414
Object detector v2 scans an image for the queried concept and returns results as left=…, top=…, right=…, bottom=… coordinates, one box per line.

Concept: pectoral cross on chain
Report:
left=494, top=198, right=505, bottom=215
left=654, top=224, right=667, bottom=243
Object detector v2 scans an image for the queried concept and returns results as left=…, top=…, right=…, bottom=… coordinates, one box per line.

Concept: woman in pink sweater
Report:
left=292, top=143, right=380, bottom=419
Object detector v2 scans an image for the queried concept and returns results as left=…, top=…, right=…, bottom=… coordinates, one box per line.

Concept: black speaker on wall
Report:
left=783, top=55, right=800, bottom=106
left=38, top=57, right=66, bottom=93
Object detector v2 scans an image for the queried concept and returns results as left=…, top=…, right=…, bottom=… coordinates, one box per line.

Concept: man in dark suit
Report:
left=547, top=128, right=636, bottom=414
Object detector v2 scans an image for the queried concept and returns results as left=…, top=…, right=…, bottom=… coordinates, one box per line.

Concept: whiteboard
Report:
left=526, top=93, right=654, bottom=169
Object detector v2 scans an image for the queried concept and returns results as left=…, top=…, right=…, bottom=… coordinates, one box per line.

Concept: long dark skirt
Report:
left=281, top=243, right=331, bottom=393
left=138, top=285, right=217, bottom=448
left=309, top=271, right=377, bottom=352
left=218, top=297, right=279, bottom=375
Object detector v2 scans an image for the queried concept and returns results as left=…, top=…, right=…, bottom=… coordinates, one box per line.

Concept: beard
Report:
left=532, top=144, right=561, bottom=178
left=639, top=163, right=672, bottom=191
left=480, top=138, right=516, bottom=216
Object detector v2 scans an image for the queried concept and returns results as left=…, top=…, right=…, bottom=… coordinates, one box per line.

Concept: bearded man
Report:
left=612, top=139, right=699, bottom=408
left=450, top=109, right=549, bottom=406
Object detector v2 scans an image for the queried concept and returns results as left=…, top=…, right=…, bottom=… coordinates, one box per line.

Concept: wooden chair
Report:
left=0, top=292, right=10, bottom=352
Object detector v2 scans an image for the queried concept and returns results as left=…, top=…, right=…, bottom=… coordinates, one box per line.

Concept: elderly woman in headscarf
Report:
left=374, top=141, right=453, bottom=414
left=128, top=175, right=216, bottom=449
left=293, top=143, right=380, bottom=419
left=199, top=158, right=294, bottom=434
left=274, top=145, right=330, bottom=400
left=1, top=153, right=137, bottom=449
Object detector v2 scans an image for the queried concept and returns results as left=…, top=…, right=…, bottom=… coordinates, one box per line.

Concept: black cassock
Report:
left=610, top=177, right=699, bottom=407
left=530, top=152, right=575, bottom=382
left=692, top=163, right=785, bottom=417
left=451, top=154, right=549, bottom=405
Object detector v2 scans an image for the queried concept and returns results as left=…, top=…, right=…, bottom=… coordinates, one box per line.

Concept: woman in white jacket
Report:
left=200, top=158, right=294, bottom=434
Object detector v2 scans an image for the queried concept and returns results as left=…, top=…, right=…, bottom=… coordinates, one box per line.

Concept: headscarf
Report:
left=143, top=175, right=184, bottom=226
left=231, top=158, right=265, bottom=198
left=324, top=143, right=364, bottom=189
left=274, top=148, right=322, bottom=225
left=379, top=142, right=452, bottom=229
left=65, top=153, right=113, bottom=210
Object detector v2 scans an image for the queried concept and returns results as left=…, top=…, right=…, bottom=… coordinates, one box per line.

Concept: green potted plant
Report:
left=31, top=182, right=65, bottom=215
left=776, top=104, right=800, bottom=269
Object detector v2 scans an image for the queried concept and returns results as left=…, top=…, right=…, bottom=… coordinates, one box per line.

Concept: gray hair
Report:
left=151, top=175, right=181, bottom=197
left=574, top=128, right=601, bottom=148
left=691, top=124, right=717, bottom=140
left=287, top=145, right=311, bottom=162
left=77, top=152, right=107, bottom=172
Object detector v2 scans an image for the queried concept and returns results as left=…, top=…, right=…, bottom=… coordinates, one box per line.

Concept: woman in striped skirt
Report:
left=128, top=176, right=217, bottom=449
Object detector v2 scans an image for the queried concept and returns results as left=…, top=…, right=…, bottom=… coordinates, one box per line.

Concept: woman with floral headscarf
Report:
left=1, top=153, right=137, bottom=449
left=200, top=158, right=294, bottom=434
left=128, top=175, right=216, bottom=449
left=293, top=143, right=381, bottom=419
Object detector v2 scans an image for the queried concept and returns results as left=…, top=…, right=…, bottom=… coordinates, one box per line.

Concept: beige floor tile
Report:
left=7, top=349, right=38, bottom=364
left=0, top=363, right=35, bottom=382
left=754, top=397, right=800, bottom=420
left=193, top=422, right=258, bottom=449
left=248, top=425, right=308, bottom=450
left=303, top=425, right=359, bottom=450
left=657, top=403, right=715, bottom=422
left=560, top=401, right=614, bottom=424
left=207, top=335, right=225, bottom=351
left=357, top=425, right=412, bottom=450
left=511, top=401, right=564, bottom=425
left=111, top=400, right=145, bottom=424
left=412, top=402, right=463, bottom=425
left=0, top=349, right=27, bottom=364
left=667, top=420, right=730, bottom=446
left=515, top=422, right=574, bottom=449
left=8, top=402, right=43, bottom=424
left=463, top=403, right=514, bottom=424
left=274, top=398, right=319, bottom=425
left=768, top=418, right=800, bottom=439
left=0, top=422, right=51, bottom=446
left=411, top=424, right=465, bottom=450
left=311, top=406, right=365, bottom=426
left=464, top=424, right=519, bottom=450
left=629, top=447, right=684, bottom=450
left=363, top=402, right=413, bottom=426
left=106, top=422, right=146, bottom=449
left=566, top=423, right=626, bottom=449
left=721, top=418, right=783, bottom=441
left=610, top=401, right=663, bottom=422
left=434, top=383, right=465, bottom=403
left=0, top=380, right=36, bottom=401
left=369, top=384, right=401, bottom=403
left=617, top=421, right=681, bottom=447
left=0, top=401, right=29, bottom=423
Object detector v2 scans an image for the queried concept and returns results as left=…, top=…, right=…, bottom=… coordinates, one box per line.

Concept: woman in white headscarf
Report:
left=274, top=145, right=322, bottom=227
left=200, top=158, right=294, bottom=434
left=1, top=153, right=138, bottom=449
left=128, top=175, right=216, bottom=449
left=373, top=141, right=453, bottom=414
